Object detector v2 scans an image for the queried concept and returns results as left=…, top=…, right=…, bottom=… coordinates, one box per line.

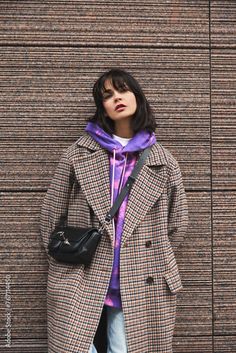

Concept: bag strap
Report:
left=59, top=146, right=152, bottom=230
left=99, top=146, right=152, bottom=231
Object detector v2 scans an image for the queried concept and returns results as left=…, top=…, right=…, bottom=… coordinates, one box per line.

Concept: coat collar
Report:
left=74, top=133, right=168, bottom=246
left=76, top=133, right=168, bottom=167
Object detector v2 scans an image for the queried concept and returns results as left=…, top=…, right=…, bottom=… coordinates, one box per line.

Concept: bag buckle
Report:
left=57, top=231, right=71, bottom=246
left=126, top=175, right=136, bottom=188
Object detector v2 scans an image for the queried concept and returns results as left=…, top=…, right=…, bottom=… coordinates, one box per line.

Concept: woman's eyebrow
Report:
left=103, top=87, right=114, bottom=93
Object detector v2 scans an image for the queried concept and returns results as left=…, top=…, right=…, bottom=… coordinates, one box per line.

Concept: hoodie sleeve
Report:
left=167, top=159, right=189, bottom=256
left=39, top=149, right=75, bottom=260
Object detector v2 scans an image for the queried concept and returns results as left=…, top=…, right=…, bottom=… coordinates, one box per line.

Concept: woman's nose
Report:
left=113, top=91, right=122, bottom=101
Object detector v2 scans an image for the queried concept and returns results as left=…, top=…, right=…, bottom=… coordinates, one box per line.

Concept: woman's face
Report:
left=101, top=79, right=137, bottom=124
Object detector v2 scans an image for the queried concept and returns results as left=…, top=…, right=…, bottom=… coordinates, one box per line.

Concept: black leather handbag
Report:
left=47, top=146, right=151, bottom=265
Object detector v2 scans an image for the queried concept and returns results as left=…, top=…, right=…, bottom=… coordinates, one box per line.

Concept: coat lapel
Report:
left=73, top=134, right=168, bottom=247
left=73, top=135, right=114, bottom=245
left=121, top=143, right=168, bottom=246
left=121, top=164, right=168, bottom=247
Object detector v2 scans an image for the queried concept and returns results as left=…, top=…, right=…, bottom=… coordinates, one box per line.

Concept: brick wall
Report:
left=0, top=1, right=235, bottom=351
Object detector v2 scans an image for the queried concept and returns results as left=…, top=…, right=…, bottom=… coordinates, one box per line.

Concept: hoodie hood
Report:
left=85, top=121, right=156, bottom=154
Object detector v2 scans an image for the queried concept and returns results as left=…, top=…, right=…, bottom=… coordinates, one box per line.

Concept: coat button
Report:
left=145, top=240, right=152, bottom=248
left=146, top=276, right=154, bottom=284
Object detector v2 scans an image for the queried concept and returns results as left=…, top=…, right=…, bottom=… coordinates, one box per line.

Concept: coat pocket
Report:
left=163, top=270, right=184, bottom=294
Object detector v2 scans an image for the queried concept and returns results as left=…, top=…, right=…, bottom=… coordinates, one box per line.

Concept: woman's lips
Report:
left=115, top=106, right=126, bottom=111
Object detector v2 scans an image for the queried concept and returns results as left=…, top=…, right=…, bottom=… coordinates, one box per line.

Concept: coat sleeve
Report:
left=167, top=160, right=189, bottom=255
left=39, top=150, right=75, bottom=259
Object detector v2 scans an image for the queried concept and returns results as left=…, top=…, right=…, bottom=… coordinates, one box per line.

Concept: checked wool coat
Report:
left=40, top=132, right=189, bottom=353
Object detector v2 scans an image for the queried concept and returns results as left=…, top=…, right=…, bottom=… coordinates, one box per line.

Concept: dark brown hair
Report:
left=88, top=68, right=157, bottom=135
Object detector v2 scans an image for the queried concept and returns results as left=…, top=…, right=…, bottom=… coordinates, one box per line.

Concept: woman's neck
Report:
left=114, top=121, right=134, bottom=138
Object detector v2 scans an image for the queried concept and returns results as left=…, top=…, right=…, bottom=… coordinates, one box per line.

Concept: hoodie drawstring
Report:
left=111, top=149, right=116, bottom=248
left=111, top=149, right=116, bottom=208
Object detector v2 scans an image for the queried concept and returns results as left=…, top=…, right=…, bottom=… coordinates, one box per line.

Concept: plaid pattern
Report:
left=40, top=133, right=189, bottom=353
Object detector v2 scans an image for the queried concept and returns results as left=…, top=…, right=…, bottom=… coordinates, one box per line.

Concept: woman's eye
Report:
left=102, top=93, right=111, bottom=100
left=102, top=86, right=129, bottom=100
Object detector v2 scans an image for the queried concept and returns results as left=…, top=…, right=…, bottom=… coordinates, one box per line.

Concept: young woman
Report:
left=40, top=68, right=189, bottom=353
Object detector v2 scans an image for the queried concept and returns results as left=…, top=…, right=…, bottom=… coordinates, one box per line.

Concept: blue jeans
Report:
left=89, top=306, right=128, bottom=353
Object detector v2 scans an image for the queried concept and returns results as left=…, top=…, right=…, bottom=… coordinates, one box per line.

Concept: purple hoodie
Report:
left=85, top=121, right=156, bottom=308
